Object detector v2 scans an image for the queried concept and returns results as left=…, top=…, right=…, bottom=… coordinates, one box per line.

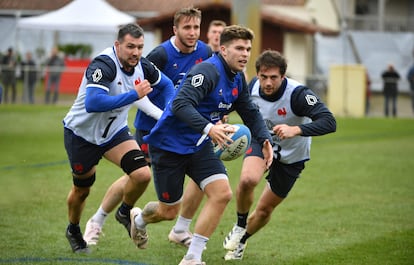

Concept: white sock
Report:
left=91, top=206, right=108, bottom=226
left=134, top=212, right=146, bottom=229
left=186, top=233, right=208, bottom=261
left=174, top=215, right=192, bottom=232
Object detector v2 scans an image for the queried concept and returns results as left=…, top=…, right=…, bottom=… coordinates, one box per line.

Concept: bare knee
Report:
left=129, top=167, right=151, bottom=185
left=254, top=205, right=274, bottom=220
left=143, top=201, right=180, bottom=221
left=70, top=186, right=90, bottom=201
left=239, top=173, right=261, bottom=191
left=161, top=206, right=180, bottom=220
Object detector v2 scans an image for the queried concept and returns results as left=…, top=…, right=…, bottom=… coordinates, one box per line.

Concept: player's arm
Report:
left=84, top=55, right=144, bottom=113
left=171, top=63, right=218, bottom=132
left=290, top=86, right=337, bottom=136
left=132, top=58, right=175, bottom=120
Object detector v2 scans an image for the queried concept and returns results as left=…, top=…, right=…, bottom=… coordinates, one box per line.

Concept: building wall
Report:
left=283, top=33, right=311, bottom=84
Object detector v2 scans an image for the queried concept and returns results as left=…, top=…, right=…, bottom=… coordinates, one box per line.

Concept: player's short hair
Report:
left=117, top=23, right=144, bottom=42
left=255, top=50, right=287, bottom=75
left=220, top=25, right=254, bottom=46
left=173, top=7, right=202, bottom=27
left=208, top=20, right=226, bottom=29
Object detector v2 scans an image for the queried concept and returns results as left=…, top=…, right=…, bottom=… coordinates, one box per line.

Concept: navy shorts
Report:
left=64, top=127, right=134, bottom=175
left=149, top=142, right=227, bottom=204
left=246, top=139, right=305, bottom=198
left=135, top=129, right=150, bottom=158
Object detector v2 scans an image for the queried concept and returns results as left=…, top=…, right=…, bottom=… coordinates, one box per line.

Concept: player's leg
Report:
left=169, top=180, right=204, bottom=247
left=181, top=179, right=231, bottom=264
left=180, top=144, right=231, bottom=264
left=104, top=138, right=151, bottom=240
left=224, top=184, right=282, bottom=261
left=64, top=127, right=102, bottom=253
left=131, top=144, right=185, bottom=249
left=223, top=141, right=266, bottom=251
left=225, top=160, right=304, bottom=260
left=84, top=175, right=128, bottom=245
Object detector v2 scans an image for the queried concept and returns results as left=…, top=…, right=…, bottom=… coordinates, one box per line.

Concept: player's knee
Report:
left=255, top=205, right=273, bottom=220
left=71, top=174, right=95, bottom=201
left=73, top=173, right=95, bottom=188
left=214, top=187, right=232, bottom=205
left=239, top=174, right=261, bottom=190
left=121, top=149, right=148, bottom=175
left=223, top=188, right=233, bottom=203
left=161, top=205, right=180, bottom=220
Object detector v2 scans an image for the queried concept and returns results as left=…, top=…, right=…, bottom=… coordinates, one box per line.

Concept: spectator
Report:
left=1, top=47, right=17, bottom=103
left=45, top=46, right=65, bottom=104
left=365, top=70, right=371, bottom=116
left=381, top=64, right=400, bottom=117
left=407, top=63, right=414, bottom=114
left=21, top=52, right=38, bottom=104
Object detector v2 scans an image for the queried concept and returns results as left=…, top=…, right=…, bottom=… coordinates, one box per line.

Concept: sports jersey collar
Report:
left=169, top=36, right=198, bottom=53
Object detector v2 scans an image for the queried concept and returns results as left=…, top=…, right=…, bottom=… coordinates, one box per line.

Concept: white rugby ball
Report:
left=214, top=124, right=251, bottom=161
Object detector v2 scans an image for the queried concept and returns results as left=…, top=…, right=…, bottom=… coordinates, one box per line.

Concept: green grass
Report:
left=0, top=105, right=413, bottom=265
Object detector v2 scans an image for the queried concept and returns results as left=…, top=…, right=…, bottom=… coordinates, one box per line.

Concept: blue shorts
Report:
left=246, top=139, right=305, bottom=198
left=135, top=129, right=149, bottom=158
left=149, top=142, right=227, bottom=204
left=64, top=127, right=134, bottom=175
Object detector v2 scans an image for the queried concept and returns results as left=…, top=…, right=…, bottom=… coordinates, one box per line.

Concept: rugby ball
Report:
left=214, top=124, right=251, bottom=161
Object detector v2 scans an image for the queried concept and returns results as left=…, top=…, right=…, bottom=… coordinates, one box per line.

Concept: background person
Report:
left=223, top=50, right=337, bottom=260
left=21, top=51, right=38, bottom=104
left=1, top=47, right=17, bottom=103
left=407, top=62, right=414, bottom=114
left=381, top=63, right=400, bottom=117
left=45, top=46, right=64, bottom=104
left=207, top=20, right=226, bottom=53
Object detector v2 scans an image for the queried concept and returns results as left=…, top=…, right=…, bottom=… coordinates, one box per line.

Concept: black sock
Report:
left=236, top=212, right=248, bottom=228
left=67, top=223, right=81, bottom=234
left=118, top=202, right=133, bottom=217
left=240, top=232, right=251, bottom=244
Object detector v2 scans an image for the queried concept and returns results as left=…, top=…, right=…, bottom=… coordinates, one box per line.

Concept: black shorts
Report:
left=266, top=159, right=305, bottom=198
left=149, top=142, right=227, bottom=204
left=64, top=127, right=134, bottom=174
left=246, top=139, right=305, bottom=198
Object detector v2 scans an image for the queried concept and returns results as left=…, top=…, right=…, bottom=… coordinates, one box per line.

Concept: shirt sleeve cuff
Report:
left=202, top=123, right=214, bottom=135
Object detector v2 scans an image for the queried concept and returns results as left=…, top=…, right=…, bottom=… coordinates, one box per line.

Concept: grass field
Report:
left=0, top=105, right=413, bottom=265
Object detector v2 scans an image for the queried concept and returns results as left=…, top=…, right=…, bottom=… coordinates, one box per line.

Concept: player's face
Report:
left=258, top=66, right=284, bottom=96
left=207, top=25, right=224, bottom=50
left=174, top=16, right=201, bottom=52
left=221, top=39, right=251, bottom=72
left=115, top=34, right=144, bottom=72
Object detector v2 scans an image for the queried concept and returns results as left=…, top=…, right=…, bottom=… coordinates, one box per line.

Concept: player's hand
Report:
left=208, top=123, right=235, bottom=150
left=273, top=124, right=301, bottom=140
left=134, top=79, right=153, bottom=99
left=262, top=139, right=273, bottom=169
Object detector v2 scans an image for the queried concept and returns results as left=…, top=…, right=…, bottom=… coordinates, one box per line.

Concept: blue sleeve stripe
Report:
left=86, top=84, right=109, bottom=92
